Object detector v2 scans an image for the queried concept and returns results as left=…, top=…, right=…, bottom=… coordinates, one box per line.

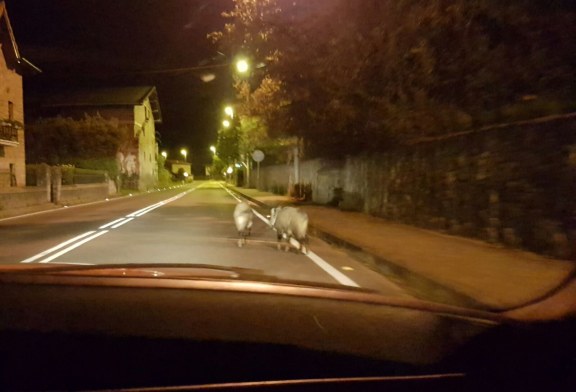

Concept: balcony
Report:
left=0, top=121, right=20, bottom=146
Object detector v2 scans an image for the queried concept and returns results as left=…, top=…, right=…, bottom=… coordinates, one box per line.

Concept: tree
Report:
left=26, top=114, right=129, bottom=169
left=211, top=0, right=576, bottom=158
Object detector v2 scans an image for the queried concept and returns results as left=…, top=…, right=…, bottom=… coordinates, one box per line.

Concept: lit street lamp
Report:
left=222, top=119, right=231, bottom=128
left=180, top=148, right=188, bottom=162
left=209, top=145, right=216, bottom=154
left=224, top=106, right=234, bottom=118
left=161, top=151, right=167, bottom=159
left=235, top=58, right=249, bottom=74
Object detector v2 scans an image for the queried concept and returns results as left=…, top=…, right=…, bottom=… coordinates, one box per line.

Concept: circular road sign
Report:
left=252, top=150, right=265, bottom=162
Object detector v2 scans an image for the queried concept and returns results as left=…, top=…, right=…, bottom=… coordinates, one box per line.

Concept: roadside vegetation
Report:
left=210, top=0, right=576, bottom=159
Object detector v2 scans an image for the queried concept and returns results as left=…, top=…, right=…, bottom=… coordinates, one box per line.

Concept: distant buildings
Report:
left=166, top=159, right=192, bottom=181
left=0, top=1, right=40, bottom=189
left=39, top=86, right=162, bottom=190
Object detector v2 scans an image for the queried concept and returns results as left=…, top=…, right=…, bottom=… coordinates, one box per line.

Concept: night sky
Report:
left=5, top=0, right=236, bottom=170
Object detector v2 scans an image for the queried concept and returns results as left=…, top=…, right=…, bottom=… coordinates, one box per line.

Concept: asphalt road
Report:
left=0, top=181, right=407, bottom=295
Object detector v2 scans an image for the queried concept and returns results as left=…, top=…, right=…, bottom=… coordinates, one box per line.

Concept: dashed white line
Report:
left=135, top=203, right=164, bottom=216
left=111, top=217, right=135, bottom=229
left=21, top=187, right=199, bottom=264
left=99, top=218, right=127, bottom=229
left=128, top=203, right=162, bottom=217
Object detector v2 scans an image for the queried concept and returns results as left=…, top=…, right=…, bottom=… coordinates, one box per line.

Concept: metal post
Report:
left=245, top=153, right=251, bottom=188
left=293, top=146, right=300, bottom=197
left=257, top=161, right=260, bottom=190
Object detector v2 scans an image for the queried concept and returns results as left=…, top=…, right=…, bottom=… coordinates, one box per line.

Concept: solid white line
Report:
left=99, top=218, right=127, bottom=229
left=252, top=209, right=270, bottom=225
left=303, top=249, right=360, bottom=287
left=111, top=217, right=134, bottom=229
left=219, top=183, right=359, bottom=287
left=20, top=231, right=97, bottom=263
left=223, top=186, right=243, bottom=202
left=51, top=262, right=95, bottom=265
left=38, top=231, right=109, bottom=263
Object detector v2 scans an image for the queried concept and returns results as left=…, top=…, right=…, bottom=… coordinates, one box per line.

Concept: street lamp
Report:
left=235, top=58, right=249, bottom=74
left=222, top=119, right=231, bottom=128
left=161, top=151, right=167, bottom=159
left=209, top=145, right=216, bottom=154
left=180, top=148, right=188, bottom=162
left=224, top=106, right=234, bottom=118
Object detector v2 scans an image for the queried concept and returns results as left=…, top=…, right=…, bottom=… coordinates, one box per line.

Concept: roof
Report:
left=44, top=86, right=162, bottom=123
left=0, top=1, right=41, bottom=74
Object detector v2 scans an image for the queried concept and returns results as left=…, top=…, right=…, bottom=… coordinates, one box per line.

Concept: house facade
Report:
left=0, top=2, right=39, bottom=188
left=41, top=86, right=162, bottom=191
left=166, top=159, right=192, bottom=181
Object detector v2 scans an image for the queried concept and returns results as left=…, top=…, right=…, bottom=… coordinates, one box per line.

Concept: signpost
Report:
left=251, top=150, right=265, bottom=189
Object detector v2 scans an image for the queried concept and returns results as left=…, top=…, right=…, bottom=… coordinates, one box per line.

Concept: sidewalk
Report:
left=0, top=203, right=61, bottom=220
left=231, top=186, right=576, bottom=311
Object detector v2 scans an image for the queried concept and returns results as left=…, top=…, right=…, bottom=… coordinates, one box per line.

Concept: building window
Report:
left=0, top=146, right=5, bottom=157
left=10, top=163, right=16, bottom=187
left=8, top=101, right=14, bottom=120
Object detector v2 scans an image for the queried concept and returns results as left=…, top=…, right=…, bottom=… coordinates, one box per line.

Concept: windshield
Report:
left=3, top=1, right=576, bottom=390
left=1, top=0, right=576, bottom=320
left=0, top=0, right=576, bottom=390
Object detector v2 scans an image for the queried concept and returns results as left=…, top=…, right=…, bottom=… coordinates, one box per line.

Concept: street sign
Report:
left=252, top=150, right=265, bottom=162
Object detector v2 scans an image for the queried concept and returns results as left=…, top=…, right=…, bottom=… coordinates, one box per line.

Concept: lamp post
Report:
left=234, top=58, right=252, bottom=187
left=226, top=166, right=233, bottom=183
left=180, top=148, right=188, bottom=162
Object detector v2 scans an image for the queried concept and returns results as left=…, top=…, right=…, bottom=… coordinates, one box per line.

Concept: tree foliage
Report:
left=26, top=114, right=129, bottom=166
left=211, top=0, right=576, bottom=158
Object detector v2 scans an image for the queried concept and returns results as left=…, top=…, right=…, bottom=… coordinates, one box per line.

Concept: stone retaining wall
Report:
left=259, top=114, right=576, bottom=259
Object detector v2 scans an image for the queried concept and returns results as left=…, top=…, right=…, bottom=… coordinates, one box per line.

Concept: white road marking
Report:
left=220, top=182, right=360, bottom=287
left=252, top=209, right=270, bottom=225
left=304, top=249, right=360, bottom=287
left=38, top=231, right=109, bottom=263
left=128, top=203, right=163, bottom=217
left=21, top=186, right=199, bottom=264
left=99, top=218, right=127, bottom=229
left=111, top=217, right=134, bottom=229
left=20, top=231, right=97, bottom=263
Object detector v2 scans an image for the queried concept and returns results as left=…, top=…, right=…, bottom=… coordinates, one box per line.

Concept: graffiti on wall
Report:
left=116, top=141, right=139, bottom=189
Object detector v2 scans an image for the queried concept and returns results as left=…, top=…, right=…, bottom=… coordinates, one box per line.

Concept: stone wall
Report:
left=1, top=164, right=113, bottom=216
left=59, top=184, right=110, bottom=206
left=259, top=114, right=576, bottom=260
left=0, top=188, right=50, bottom=212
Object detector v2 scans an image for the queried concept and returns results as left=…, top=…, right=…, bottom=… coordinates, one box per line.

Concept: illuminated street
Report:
left=0, top=181, right=406, bottom=295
